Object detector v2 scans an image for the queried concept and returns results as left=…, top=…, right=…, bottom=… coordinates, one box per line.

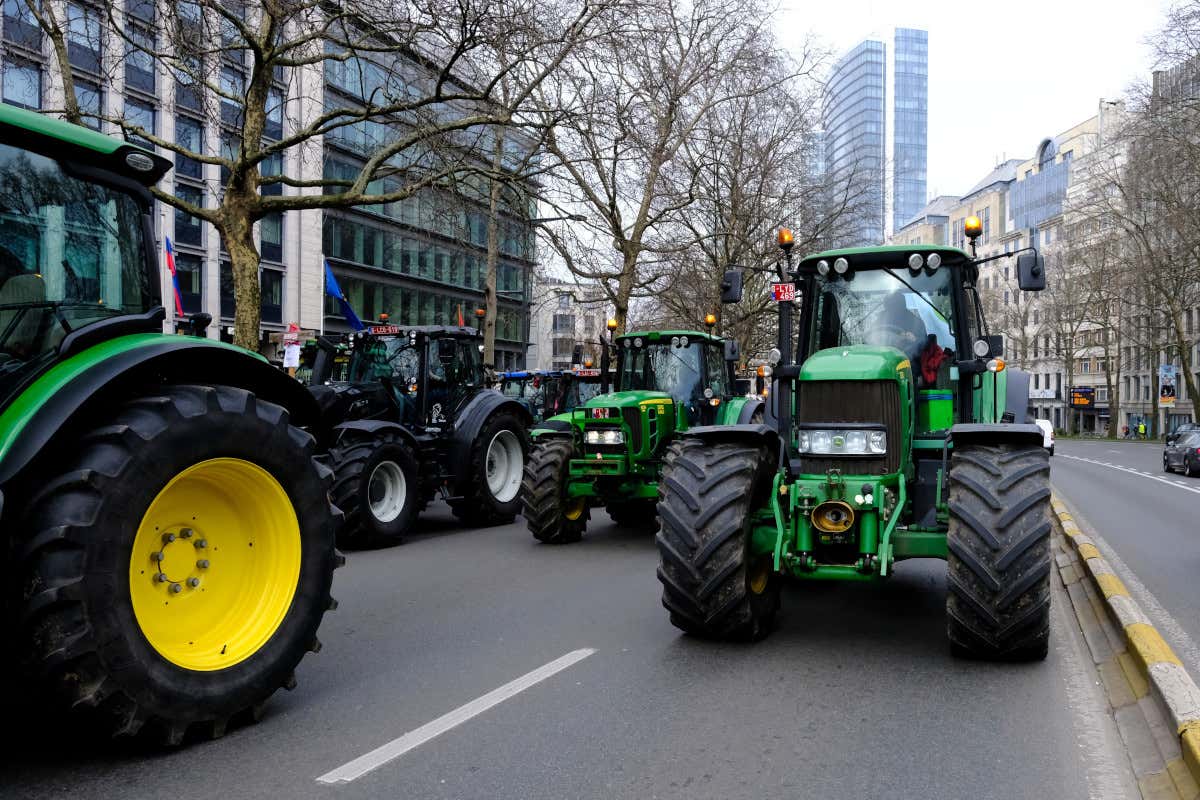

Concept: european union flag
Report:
left=324, top=260, right=364, bottom=331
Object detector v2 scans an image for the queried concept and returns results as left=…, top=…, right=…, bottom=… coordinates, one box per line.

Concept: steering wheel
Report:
left=866, top=323, right=919, bottom=351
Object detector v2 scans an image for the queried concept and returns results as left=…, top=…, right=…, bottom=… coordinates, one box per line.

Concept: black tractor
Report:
left=308, top=323, right=531, bottom=547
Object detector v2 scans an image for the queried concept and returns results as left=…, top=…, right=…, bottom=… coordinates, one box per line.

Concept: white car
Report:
left=1035, top=418, right=1054, bottom=456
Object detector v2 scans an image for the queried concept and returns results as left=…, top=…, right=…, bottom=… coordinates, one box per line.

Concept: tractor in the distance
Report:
left=499, top=364, right=609, bottom=423
left=656, top=222, right=1052, bottom=660
left=0, top=103, right=341, bottom=743
left=521, top=304, right=764, bottom=544
left=308, top=324, right=530, bottom=547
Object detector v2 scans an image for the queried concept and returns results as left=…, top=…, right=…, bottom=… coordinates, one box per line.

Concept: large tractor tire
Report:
left=450, top=411, right=527, bottom=526
left=655, top=440, right=778, bottom=641
left=16, top=385, right=341, bottom=743
left=328, top=433, right=420, bottom=549
left=522, top=439, right=588, bottom=544
left=946, top=441, right=1052, bottom=661
left=605, top=500, right=659, bottom=531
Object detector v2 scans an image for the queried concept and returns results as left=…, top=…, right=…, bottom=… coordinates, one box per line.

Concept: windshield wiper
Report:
left=880, top=268, right=949, bottom=322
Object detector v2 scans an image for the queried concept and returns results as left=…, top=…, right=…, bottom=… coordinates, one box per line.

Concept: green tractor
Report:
left=0, top=105, right=341, bottom=742
left=522, top=306, right=764, bottom=543
left=656, top=224, right=1052, bottom=659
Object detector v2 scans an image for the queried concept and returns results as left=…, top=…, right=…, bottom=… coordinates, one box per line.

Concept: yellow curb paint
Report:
left=1183, top=727, right=1200, bottom=796
left=1118, top=651, right=1151, bottom=699
left=1095, top=572, right=1130, bottom=598
left=1126, top=623, right=1184, bottom=670
left=1058, top=513, right=1074, bottom=522
left=1077, top=543, right=1101, bottom=560
left=1166, top=757, right=1200, bottom=800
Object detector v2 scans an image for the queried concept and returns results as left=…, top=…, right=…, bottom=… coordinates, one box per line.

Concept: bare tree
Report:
left=536, top=0, right=782, bottom=335
left=27, top=0, right=609, bottom=349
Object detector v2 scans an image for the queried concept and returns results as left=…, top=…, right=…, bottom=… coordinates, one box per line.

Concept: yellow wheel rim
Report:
left=129, top=458, right=301, bottom=671
left=748, top=557, right=771, bottom=595
left=564, top=497, right=586, bottom=521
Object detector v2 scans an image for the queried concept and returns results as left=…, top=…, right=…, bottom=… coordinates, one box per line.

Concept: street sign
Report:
left=1069, top=387, right=1095, bottom=409
left=771, top=283, right=796, bottom=302
left=1029, top=388, right=1056, bottom=400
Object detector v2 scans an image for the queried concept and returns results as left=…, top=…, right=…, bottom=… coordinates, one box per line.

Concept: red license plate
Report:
left=771, top=283, right=796, bottom=302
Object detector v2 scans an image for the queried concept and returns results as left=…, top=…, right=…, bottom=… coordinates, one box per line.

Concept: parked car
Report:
left=1164, top=431, right=1200, bottom=477
left=1165, top=422, right=1200, bottom=447
left=1035, top=418, right=1055, bottom=456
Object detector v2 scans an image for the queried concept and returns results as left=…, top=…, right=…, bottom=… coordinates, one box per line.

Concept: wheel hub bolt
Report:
left=169, top=583, right=183, bottom=594
left=194, top=539, right=208, bottom=549
left=180, top=528, right=194, bottom=538
left=162, top=532, right=176, bottom=544
left=151, top=552, right=164, bottom=562
left=197, top=559, right=210, bottom=569
left=156, top=573, right=169, bottom=583
left=187, top=577, right=200, bottom=588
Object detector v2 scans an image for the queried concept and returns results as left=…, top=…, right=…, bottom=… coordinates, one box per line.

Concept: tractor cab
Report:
left=310, top=324, right=485, bottom=429
left=607, top=330, right=734, bottom=426
left=500, top=370, right=566, bottom=422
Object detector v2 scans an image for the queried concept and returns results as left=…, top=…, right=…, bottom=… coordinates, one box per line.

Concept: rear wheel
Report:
left=1186, top=456, right=1199, bottom=478
left=16, top=385, right=341, bottom=743
left=328, top=435, right=420, bottom=549
left=946, top=441, right=1051, bottom=661
left=655, top=441, right=778, bottom=640
left=522, top=439, right=588, bottom=544
left=451, top=411, right=528, bottom=526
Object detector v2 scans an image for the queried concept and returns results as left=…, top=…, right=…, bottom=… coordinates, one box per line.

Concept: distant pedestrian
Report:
left=1122, top=425, right=1129, bottom=439
left=1138, top=421, right=1147, bottom=439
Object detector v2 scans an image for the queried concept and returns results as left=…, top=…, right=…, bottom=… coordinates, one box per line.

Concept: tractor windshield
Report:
left=810, top=267, right=956, bottom=365
left=618, top=340, right=706, bottom=407
left=0, top=142, right=153, bottom=378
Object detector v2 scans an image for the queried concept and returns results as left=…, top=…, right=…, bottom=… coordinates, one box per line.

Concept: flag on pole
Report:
left=324, top=260, right=365, bottom=331
left=456, top=304, right=465, bottom=326
left=164, top=236, right=185, bottom=317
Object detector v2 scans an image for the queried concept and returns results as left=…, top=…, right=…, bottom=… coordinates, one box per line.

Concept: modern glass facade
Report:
left=892, top=28, right=927, bottom=234
left=822, top=40, right=886, bottom=246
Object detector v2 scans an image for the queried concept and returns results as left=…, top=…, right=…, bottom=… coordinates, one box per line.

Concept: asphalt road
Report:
left=1051, top=437, right=1200, bottom=683
left=2, top=502, right=1137, bottom=800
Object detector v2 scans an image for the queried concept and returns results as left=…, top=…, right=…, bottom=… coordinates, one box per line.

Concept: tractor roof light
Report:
left=816, top=259, right=831, bottom=276
left=833, top=257, right=850, bottom=274
left=704, top=313, right=717, bottom=328
left=474, top=308, right=486, bottom=318
left=964, top=215, right=983, bottom=241
left=606, top=318, right=618, bottom=331
left=777, top=228, right=795, bottom=251
left=927, top=252, right=942, bottom=271
left=972, top=338, right=991, bottom=358
left=987, top=357, right=1006, bottom=373
left=768, top=347, right=782, bottom=365
left=907, top=253, right=924, bottom=271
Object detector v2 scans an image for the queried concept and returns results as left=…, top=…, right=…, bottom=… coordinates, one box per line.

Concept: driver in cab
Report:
left=872, top=291, right=927, bottom=363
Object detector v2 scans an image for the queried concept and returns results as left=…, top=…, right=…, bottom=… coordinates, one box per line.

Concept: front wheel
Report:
left=451, top=411, right=528, bottom=526
left=522, top=439, right=588, bottom=544
left=17, top=385, right=341, bottom=743
left=1165, top=455, right=1173, bottom=473
left=946, top=441, right=1051, bottom=661
left=328, top=435, right=420, bottom=549
left=655, top=441, right=778, bottom=640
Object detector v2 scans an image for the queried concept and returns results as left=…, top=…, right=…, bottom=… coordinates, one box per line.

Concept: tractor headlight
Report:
left=585, top=429, right=625, bottom=445
left=798, top=427, right=886, bottom=455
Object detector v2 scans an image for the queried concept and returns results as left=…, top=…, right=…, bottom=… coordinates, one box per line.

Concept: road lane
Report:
left=1050, top=439, right=1200, bottom=682
left=1, top=503, right=1132, bottom=799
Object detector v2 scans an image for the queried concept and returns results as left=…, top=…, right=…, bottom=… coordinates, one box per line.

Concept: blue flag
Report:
left=324, top=260, right=364, bottom=331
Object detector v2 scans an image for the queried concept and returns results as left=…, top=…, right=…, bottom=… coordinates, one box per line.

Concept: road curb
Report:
left=1052, top=493, right=1200, bottom=798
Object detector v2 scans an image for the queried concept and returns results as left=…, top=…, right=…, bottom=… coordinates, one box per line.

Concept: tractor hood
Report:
left=582, top=390, right=674, bottom=409
left=800, top=346, right=912, bottom=382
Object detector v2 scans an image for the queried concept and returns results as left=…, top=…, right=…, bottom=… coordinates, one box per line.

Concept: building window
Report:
left=174, top=183, right=204, bottom=246
left=124, top=98, right=155, bottom=150
left=66, top=2, right=102, bottom=73
left=174, top=251, right=204, bottom=314
left=260, top=213, right=282, bottom=263
left=557, top=293, right=570, bottom=310
left=74, top=79, right=102, bottom=130
left=2, top=59, right=40, bottom=109
left=127, top=0, right=153, bottom=21
left=219, top=260, right=235, bottom=318
left=265, top=86, right=283, bottom=140
left=3, top=0, right=41, bottom=48
left=174, top=116, right=203, bottom=179
left=260, top=268, right=283, bottom=324
left=125, top=22, right=155, bottom=93
left=175, top=55, right=202, bottom=111
left=260, top=151, right=283, bottom=196
left=219, top=66, right=244, bottom=126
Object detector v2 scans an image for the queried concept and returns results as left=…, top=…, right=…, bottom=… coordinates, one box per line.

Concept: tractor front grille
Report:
left=795, top=380, right=902, bottom=475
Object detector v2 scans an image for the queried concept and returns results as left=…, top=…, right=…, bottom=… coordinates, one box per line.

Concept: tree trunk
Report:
left=612, top=249, right=638, bottom=335
left=32, top=2, right=82, bottom=125
left=482, top=129, right=506, bottom=366
left=221, top=206, right=262, bottom=352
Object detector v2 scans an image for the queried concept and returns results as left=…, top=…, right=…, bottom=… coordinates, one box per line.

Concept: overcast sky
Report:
left=777, top=0, right=1168, bottom=202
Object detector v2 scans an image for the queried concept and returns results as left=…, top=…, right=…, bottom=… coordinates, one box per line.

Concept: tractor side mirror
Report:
left=1017, top=251, right=1046, bottom=291
left=733, top=378, right=751, bottom=395
left=986, top=335, right=1004, bottom=357
left=724, top=339, right=740, bottom=362
left=437, top=338, right=458, bottom=365
left=720, top=268, right=744, bottom=304
left=188, top=312, right=212, bottom=337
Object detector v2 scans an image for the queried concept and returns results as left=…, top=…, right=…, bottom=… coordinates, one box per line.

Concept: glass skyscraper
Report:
left=822, top=29, right=928, bottom=245
left=892, top=28, right=928, bottom=235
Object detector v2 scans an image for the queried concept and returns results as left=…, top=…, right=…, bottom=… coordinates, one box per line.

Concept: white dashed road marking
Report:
left=1058, top=454, right=1200, bottom=496
left=316, top=648, right=596, bottom=784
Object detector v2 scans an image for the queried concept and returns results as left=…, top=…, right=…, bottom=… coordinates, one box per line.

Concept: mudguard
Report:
left=530, top=412, right=574, bottom=440
left=446, top=390, right=533, bottom=494
left=0, top=334, right=320, bottom=486
left=735, top=396, right=765, bottom=424
left=682, top=423, right=781, bottom=453
left=329, top=419, right=420, bottom=452
left=950, top=423, right=1044, bottom=448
